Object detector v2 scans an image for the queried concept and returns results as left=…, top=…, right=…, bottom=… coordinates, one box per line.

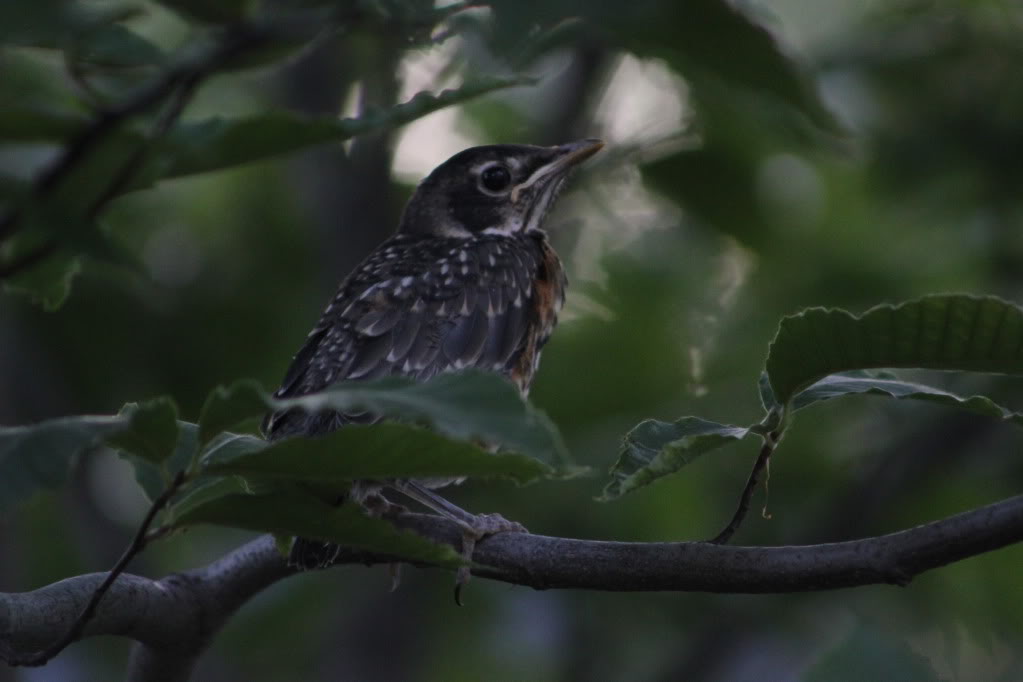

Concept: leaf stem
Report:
left=710, top=433, right=777, bottom=544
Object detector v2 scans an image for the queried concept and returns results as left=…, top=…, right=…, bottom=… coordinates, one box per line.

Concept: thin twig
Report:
left=0, top=75, right=206, bottom=284
left=0, top=25, right=267, bottom=245
left=5, top=471, right=187, bottom=668
left=0, top=243, right=59, bottom=280
left=85, top=71, right=204, bottom=222
left=710, top=434, right=776, bottom=544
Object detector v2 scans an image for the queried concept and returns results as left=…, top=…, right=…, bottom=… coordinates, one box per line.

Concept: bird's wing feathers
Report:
left=265, top=234, right=542, bottom=440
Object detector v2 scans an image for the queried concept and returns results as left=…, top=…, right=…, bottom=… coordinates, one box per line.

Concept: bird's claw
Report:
left=453, top=513, right=528, bottom=605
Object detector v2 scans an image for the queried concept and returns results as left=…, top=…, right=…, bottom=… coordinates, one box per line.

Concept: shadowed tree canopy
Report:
left=1, top=0, right=1023, bottom=680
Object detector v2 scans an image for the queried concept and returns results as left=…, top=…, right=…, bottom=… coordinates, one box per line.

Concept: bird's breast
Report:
left=508, top=238, right=566, bottom=394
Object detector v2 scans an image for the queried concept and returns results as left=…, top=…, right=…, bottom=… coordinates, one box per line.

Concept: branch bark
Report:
left=1, top=494, right=1020, bottom=681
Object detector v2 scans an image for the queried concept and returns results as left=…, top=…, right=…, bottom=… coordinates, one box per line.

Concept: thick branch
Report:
left=1, top=494, right=1020, bottom=680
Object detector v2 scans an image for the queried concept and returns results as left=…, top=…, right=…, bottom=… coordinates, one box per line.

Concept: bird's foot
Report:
left=453, top=513, right=528, bottom=606
left=288, top=537, right=341, bottom=570
left=364, top=493, right=409, bottom=519
left=288, top=493, right=407, bottom=573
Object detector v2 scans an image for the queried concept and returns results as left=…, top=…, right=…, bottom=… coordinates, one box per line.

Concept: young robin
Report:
left=263, top=138, right=603, bottom=580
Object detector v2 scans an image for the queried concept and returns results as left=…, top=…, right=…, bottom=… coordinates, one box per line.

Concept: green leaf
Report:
left=125, top=421, right=200, bottom=502
left=107, top=398, right=180, bottom=464
left=600, top=417, right=753, bottom=501
left=766, top=295, right=1023, bottom=406
left=173, top=492, right=462, bottom=566
left=165, top=474, right=252, bottom=522
left=804, top=626, right=940, bottom=682
left=163, top=77, right=534, bottom=179
left=278, top=371, right=570, bottom=467
left=758, top=372, right=780, bottom=413
left=634, top=0, right=839, bottom=134
left=0, top=108, right=86, bottom=143
left=198, top=380, right=268, bottom=447
left=1, top=250, right=81, bottom=311
left=0, top=415, right=122, bottom=512
left=73, top=24, right=166, bottom=68
left=201, top=370, right=570, bottom=468
left=792, top=371, right=1023, bottom=427
left=201, top=422, right=553, bottom=485
left=153, top=0, right=251, bottom=24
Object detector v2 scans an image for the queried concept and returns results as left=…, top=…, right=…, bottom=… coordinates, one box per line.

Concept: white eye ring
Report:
left=478, top=163, right=512, bottom=195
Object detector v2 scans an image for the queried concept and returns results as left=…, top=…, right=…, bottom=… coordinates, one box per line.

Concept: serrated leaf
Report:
left=201, top=370, right=569, bottom=468
left=198, top=380, right=267, bottom=447
left=173, top=492, right=462, bottom=567
left=0, top=415, right=122, bottom=512
left=1, top=250, right=81, bottom=311
left=124, top=421, right=200, bottom=502
left=766, top=295, right=1023, bottom=406
left=758, top=371, right=780, bottom=413
left=278, top=371, right=570, bottom=467
left=162, top=77, right=533, bottom=179
left=600, top=417, right=752, bottom=501
left=201, top=422, right=553, bottom=485
left=792, top=371, right=1023, bottom=427
left=107, top=398, right=180, bottom=464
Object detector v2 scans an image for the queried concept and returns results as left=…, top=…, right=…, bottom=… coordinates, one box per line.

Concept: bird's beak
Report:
left=551, top=138, right=605, bottom=169
left=511, top=138, right=604, bottom=203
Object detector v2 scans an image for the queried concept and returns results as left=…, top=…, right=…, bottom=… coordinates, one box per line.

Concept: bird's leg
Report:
left=361, top=491, right=410, bottom=591
left=363, top=492, right=408, bottom=519
left=391, top=481, right=527, bottom=603
left=288, top=489, right=407, bottom=574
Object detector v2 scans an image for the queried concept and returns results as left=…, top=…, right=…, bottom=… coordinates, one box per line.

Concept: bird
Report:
left=263, top=138, right=603, bottom=581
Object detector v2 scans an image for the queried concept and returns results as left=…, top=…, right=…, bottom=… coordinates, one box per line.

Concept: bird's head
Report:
left=398, top=139, right=603, bottom=238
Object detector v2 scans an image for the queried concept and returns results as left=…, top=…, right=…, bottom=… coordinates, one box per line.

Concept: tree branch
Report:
left=1, top=494, right=1020, bottom=680
left=3, top=472, right=186, bottom=667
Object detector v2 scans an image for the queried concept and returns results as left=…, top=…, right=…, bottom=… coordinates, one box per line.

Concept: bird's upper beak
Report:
left=551, top=138, right=605, bottom=169
left=511, top=138, right=604, bottom=202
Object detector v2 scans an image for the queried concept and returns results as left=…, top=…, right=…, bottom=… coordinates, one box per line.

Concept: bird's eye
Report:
left=479, top=165, right=511, bottom=193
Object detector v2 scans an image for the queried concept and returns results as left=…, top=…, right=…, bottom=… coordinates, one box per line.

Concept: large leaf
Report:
left=124, top=421, right=200, bottom=502
left=173, top=492, right=462, bottom=567
left=0, top=396, right=195, bottom=512
left=106, top=398, right=180, bottom=465
left=632, top=0, right=839, bottom=134
left=0, top=249, right=82, bottom=311
left=198, top=380, right=267, bottom=447
left=804, top=626, right=940, bottom=682
left=0, top=108, right=86, bottom=143
left=0, top=415, right=121, bottom=512
left=201, top=370, right=571, bottom=467
left=163, top=77, right=533, bottom=180
left=600, top=417, right=753, bottom=501
left=201, top=422, right=553, bottom=485
left=72, top=24, right=167, bottom=68
left=493, top=0, right=838, bottom=134
left=153, top=0, right=250, bottom=24
left=766, top=295, right=1023, bottom=406
left=792, top=371, right=1023, bottom=427
left=0, top=395, right=190, bottom=512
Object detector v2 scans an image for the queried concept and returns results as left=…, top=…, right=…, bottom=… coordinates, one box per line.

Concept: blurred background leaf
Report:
left=2, top=0, right=1023, bottom=680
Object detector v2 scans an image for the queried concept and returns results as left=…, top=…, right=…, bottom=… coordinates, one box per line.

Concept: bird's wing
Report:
left=264, top=235, right=543, bottom=440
